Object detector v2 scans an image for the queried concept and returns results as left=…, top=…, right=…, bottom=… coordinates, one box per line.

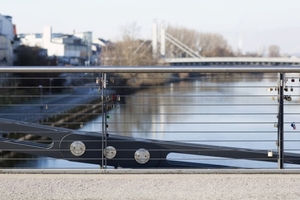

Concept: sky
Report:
left=2, top=0, right=300, bottom=55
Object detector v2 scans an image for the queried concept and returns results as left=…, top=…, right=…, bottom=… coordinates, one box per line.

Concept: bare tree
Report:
left=101, top=23, right=170, bottom=89
left=120, top=22, right=141, bottom=41
left=165, top=25, right=233, bottom=57
left=268, top=45, right=280, bottom=57
left=102, top=22, right=155, bottom=66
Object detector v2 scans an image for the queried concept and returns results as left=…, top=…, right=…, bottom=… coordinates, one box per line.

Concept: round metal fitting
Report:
left=70, top=141, right=86, bottom=156
left=287, top=96, right=292, bottom=101
left=134, top=148, right=150, bottom=164
left=104, top=146, right=117, bottom=159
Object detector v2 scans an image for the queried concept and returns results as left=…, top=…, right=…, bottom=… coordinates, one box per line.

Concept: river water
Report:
left=14, top=73, right=300, bottom=169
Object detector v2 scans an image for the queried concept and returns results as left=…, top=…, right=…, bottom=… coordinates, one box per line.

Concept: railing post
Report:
left=104, top=73, right=108, bottom=168
left=101, top=73, right=104, bottom=169
left=101, top=73, right=108, bottom=169
left=278, top=72, right=284, bottom=169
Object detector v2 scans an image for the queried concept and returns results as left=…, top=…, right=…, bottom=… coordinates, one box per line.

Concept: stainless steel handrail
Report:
left=0, top=65, right=299, bottom=73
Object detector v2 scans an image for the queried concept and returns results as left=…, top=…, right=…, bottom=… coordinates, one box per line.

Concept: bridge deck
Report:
left=162, top=57, right=300, bottom=65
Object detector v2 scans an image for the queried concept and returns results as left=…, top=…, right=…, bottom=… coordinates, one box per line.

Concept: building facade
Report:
left=19, top=26, right=95, bottom=66
left=0, top=14, right=15, bottom=66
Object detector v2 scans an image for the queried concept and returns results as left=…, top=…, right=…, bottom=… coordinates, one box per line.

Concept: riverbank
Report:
left=1, top=173, right=300, bottom=199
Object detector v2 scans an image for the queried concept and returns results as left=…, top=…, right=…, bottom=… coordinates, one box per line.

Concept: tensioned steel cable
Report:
left=0, top=70, right=300, bottom=169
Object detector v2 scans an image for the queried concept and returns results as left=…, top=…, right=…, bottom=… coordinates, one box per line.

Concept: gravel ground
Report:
left=1, top=174, right=300, bottom=200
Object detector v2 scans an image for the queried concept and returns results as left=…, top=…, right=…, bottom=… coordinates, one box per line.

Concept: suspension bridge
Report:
left=151, top=21, right=300, bottom=66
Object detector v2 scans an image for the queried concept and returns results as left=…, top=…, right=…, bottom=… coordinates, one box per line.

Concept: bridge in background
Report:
left=160, top=57, right=300, bottom=66
left=151, top=21, right=300, bottom=66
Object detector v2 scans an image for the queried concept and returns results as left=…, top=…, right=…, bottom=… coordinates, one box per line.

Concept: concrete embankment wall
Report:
left=42, top=98, right=113, bottom=129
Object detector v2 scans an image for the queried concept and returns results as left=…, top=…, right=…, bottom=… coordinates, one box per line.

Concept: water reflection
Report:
left=100, top=73, right=279, bottom=146
left=80, top=73, right=300, bottom=168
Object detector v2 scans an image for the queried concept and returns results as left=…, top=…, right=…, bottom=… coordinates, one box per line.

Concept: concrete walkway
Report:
left=1, top=173, right=300, bottom=200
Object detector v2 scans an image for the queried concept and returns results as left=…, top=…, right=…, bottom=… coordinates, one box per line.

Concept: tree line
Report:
left=102, top=23, right=281, bottom=66
left=14, top=23, right=282, bottom=68
left=9, top=23, right=282, bottom=97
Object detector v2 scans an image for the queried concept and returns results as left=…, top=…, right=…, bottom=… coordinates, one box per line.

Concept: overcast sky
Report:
left=2, top=0, right=300, bottom=54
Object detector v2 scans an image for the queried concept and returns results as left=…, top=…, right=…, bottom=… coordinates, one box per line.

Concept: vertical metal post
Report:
left=152, top=19, right=158, bottom=59
left=278, top=72, right=284, bottom=169
left=104, top=73, right=108, bottom=168
left=39, top=85, right=43, bottom=113
left=101, top=73, right=104, bottom=169
left=101, top=73, right=107, bottom=169
left=49, top=78, right=53, bottom=95
left=160, top=22, right=165, bottom=58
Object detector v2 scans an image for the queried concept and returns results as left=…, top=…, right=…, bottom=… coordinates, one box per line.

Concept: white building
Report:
left=0, top=14, right=15, bottom=66
left=18, top=33, right=43, bottom=47
left=92, top=38, right=109, bottom=65
left=19, top=26, right=94, bottom=66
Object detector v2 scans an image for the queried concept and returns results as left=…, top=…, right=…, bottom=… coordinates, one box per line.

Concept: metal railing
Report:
left=0, top=65, right=300, bottom=170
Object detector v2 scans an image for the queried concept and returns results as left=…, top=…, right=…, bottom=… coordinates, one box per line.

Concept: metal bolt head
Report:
left=110, top=77, right=114, bottom=83
left=268, top=150, right=273, bottom=157
left=70, top=141, right=86, bottom=156
left=134, top=148, right=150, bottom=164
left=271, top=96, right=275, bottom=101
left=104, top=146, right=117, bottom=159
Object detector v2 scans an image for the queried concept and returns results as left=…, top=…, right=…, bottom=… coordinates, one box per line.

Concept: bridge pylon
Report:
left=152, top=20, right=200, bottom=60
